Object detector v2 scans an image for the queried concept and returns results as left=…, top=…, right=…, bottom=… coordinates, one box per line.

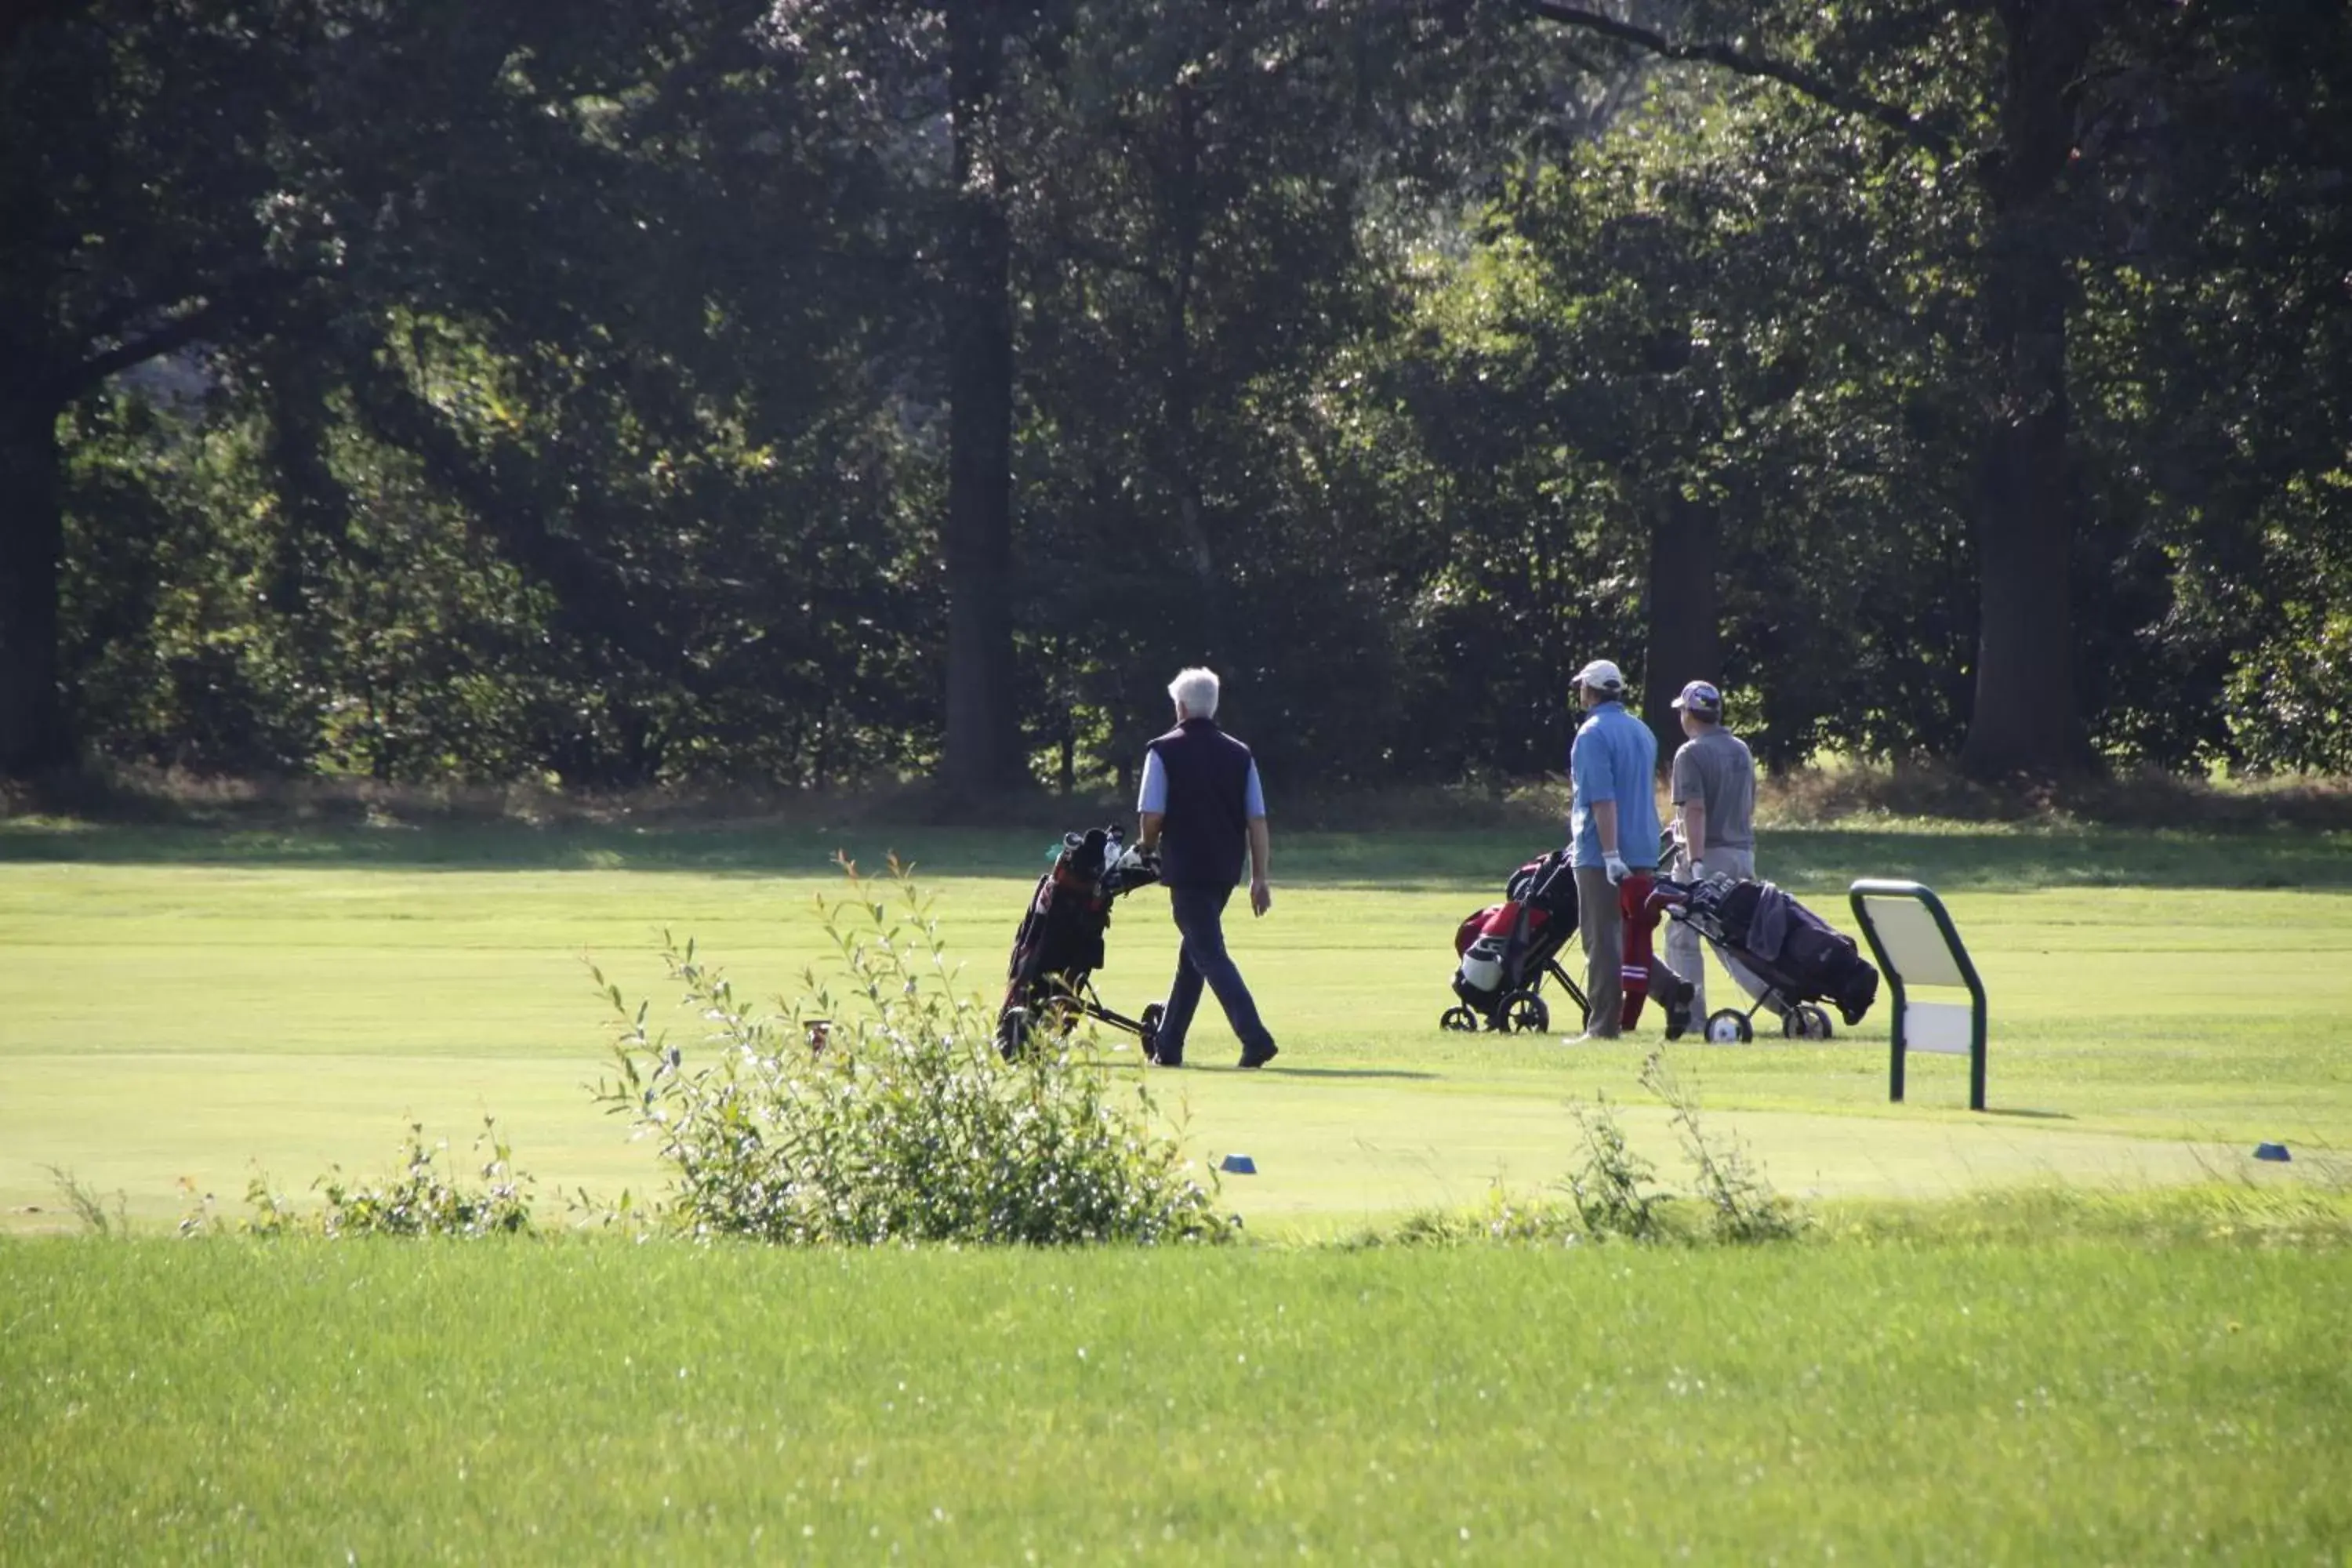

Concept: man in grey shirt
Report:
left=1665, top=680, right=1769, bottom=1023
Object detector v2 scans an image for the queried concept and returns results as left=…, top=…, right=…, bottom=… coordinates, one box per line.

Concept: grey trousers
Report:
left=1573, top=863, right=1624, bottom=1037
left=1665, top=844, right=1770, bottom=1018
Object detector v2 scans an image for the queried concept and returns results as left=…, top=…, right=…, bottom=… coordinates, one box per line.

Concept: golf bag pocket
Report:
left=1453, top=901, right=1534, bottom=1006
left=1458, top=935, right=1508, bottom=998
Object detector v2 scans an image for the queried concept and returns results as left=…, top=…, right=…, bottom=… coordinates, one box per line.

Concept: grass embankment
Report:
left=4, top=1238, right=2348, bottom=1563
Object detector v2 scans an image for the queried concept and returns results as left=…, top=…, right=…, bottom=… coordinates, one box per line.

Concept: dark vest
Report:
left=1148, top=717, right=1253, bottom=889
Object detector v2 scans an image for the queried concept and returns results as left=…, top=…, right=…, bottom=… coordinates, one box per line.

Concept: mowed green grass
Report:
left=4, top=1240, right=2349, bottom=1563
left=4, top=820, right=2352, bottom=1233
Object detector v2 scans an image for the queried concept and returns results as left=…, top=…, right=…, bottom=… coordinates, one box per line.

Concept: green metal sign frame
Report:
left=1848, top=880, right=1987, bottom=1112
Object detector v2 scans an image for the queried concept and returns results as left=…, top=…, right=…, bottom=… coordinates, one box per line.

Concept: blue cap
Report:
left=1671, top=680, right=1722, bottom=717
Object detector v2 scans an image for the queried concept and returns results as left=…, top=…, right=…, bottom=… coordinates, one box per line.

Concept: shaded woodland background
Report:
left=4, top=0, right=2347, bottom=802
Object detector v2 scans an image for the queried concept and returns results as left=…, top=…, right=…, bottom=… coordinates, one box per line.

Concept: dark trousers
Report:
left=1158, top=884, right=1273, bottom=1059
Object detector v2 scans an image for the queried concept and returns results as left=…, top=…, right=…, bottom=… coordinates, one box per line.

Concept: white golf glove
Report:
left=1603, top=851, right=1629, bottom=885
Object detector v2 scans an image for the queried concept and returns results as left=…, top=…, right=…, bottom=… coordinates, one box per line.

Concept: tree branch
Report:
left=74, top=299, right=227, bottom=389
left=1057, top=233, right=1173, bottom=296
left=1524, top=2, right=1957, bottom=160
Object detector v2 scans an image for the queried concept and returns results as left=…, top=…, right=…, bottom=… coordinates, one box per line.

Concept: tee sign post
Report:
left=1848, top=880, right=1987, bottom=1112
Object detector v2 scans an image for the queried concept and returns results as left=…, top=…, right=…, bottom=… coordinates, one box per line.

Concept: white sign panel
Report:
left=1903, top=1000, right=1974, bottom=1055
left=1857, top=897, right=1969, bottom=989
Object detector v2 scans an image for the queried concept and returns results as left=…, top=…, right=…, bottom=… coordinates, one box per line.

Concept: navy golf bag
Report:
left=996, top=826, right=1163, bottom=1059
left=1653, top=875, right=1879, bottom=1042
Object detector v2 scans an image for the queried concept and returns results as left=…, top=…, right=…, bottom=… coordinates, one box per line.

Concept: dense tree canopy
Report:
left=3, top=0, right=2347, bottom=793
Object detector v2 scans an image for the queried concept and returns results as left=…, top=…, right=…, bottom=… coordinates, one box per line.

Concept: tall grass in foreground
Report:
left=2, top=1239, right=2347, bottom=1563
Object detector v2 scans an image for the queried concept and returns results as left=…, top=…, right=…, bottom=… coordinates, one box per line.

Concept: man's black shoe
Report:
left=1238, top=1042, right=1279, bottom=1069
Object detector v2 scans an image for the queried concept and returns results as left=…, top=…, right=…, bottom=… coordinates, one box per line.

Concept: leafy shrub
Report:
left=1565, top=1094, right=1666, bottom=1241
left=191, top=1119, right=535, bottom=1238
left=1338, top=1185, right=1584, bottom=1249
left=45, top=1167, right=130, bottom=1237
left=1355, top=1068, right=1808, bottom=1248
left=590, top=855, right=1231, bottom=1246
left=1639, top=1051, right=1808, bottom=1244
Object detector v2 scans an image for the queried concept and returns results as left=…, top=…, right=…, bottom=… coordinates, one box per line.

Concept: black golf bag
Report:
left=1653, top=875, right=1879, bottom=1041
left=996, top=826, right=1163, bottom=1059
left=1439, top=849, right=1590, bottom=1036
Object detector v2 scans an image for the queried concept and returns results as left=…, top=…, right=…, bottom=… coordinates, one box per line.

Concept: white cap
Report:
left=1573, top=659, right=1626, bottom=694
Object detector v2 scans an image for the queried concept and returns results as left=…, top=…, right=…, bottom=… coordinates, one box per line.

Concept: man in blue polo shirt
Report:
left=1135, top=666, right=1277, bottom=1070
left=1563, top=658, right=1666, bottom=1042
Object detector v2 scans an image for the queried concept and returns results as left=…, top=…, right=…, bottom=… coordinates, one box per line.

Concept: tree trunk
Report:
left=0, top=367, right=69, bottom=779
left=1165, top=82, right=1221, bottom=662
left=1641, top=489, right=1719, bottom=765
left=263, top=341, right=354, bottom=619
left=941, top=0, right=1022, bottom=794
left=1958, top=2, right=2094, bottom=779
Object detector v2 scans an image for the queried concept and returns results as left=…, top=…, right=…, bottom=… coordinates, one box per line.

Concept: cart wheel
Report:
left=1500, top=989, right=1551, bottom=1036
left=996, top=1007, right=1031, bottom=1061
left=1796, top=1004, right=1834, bottom=1041
left=1439, top=1004, right=1480, bottom=1033
left=1780, top=1007, right=1805, bottom=1040
left=1704, top=1008, right=1751, bottom=1045
left=1138, top=1002, right=1168, bottom=1063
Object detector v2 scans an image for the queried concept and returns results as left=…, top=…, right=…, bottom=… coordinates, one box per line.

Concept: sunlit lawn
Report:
left=4, top=819, right=2350, bottom=1233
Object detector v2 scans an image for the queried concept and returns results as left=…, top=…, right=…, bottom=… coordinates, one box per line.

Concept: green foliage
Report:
left=11, top=0, right=2352, bottom=791
left=590, top=856, right=1232, bottom=1246
left=43, top=1167, right=129, bottom=1239
left=1336, top=1185, right=1585, bottom=1249
left=197, top=1120, right=535, bottom=1239
left=1565, top=1093, right=1666, bottom=1241
left=1640, top=1050, right=1808, bottom=1244
left=1348, top=1071, right=1802, bottom=1249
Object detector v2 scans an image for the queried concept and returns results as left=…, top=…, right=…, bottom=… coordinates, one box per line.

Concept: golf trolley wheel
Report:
left=1777, top=1004, right=1835, bottom=1041
left=1139, top=1001, right=1167, bottom=1062
left=996, top=1007, right=1033, bottom=1061
left=1704, top=1007, right=1752, bottom=1045
left=1439, top=1004, right=1480, bottom=1033
left=1498, top=989, right=1550, bottom=1036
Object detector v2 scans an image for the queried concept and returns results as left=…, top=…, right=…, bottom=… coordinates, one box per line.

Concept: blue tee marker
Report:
left=2253, top=1142, right=2292, bottom=1162
left=1219, top=1153, right=1258, bottom=1175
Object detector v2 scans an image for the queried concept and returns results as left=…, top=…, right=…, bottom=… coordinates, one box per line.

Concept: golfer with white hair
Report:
left=1134, top=666, right=1278, bottom=1069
